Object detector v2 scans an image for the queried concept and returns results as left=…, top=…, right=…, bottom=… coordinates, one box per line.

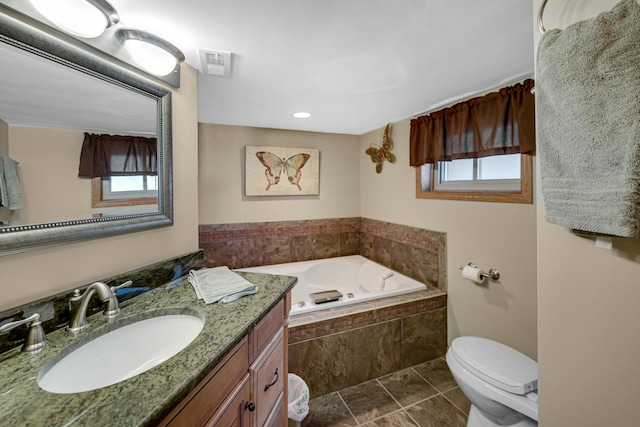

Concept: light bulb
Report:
left=124, top=39, right=178, bottom=76
left=30, top=0, right=112, bottom=38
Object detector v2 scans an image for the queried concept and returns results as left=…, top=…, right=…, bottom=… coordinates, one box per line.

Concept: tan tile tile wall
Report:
left=199, top=217, right=447, bottom=290
left=199, top=218, right=361, bottom=269
left=288, top=290, right=447, bottom=398
left=289, top=290, right=446, bottom=343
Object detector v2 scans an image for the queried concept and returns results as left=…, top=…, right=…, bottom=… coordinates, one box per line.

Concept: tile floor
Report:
left=299, top=357, right=471, bottom=427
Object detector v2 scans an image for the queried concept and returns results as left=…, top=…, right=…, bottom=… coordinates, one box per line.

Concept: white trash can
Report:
left=287, top=373, right=309, bottom=426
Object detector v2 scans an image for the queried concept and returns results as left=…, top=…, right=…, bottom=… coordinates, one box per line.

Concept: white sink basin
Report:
left=38, top=313, right=204, bottom=394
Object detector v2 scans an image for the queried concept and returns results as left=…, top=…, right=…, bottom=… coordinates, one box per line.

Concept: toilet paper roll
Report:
left=462, top=265, right=486, bottom=284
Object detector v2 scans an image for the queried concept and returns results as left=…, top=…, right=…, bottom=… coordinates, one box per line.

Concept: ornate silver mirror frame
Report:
left=0, top=5, right=173, bottom=256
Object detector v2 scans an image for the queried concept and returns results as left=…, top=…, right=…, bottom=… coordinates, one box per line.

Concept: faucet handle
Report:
left=0, top=310, right=24, bottom=326
left=102, top=280, right=132, bottom=317
left=110, top=280, right=133, bottom=294
left=0, top=313, right=46, bottom=353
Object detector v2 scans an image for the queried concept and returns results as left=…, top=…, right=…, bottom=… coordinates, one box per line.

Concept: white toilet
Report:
left=446, top=336, right=539, bottom=427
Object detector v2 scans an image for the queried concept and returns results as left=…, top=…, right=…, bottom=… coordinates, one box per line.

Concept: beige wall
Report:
left=0, top=63, right=200, bottom=311
left=534, top=0, right=640, bottom=425
left=360, top=122, right=538, bottom=359
left=198, top=123, right=360, bottom=224
left=8, top=127, right=88, bottom=225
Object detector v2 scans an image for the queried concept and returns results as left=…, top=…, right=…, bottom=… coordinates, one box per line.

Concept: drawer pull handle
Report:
left=245, top=401, right=256, bottom=412
left=264, top=368, right=279, bottom=391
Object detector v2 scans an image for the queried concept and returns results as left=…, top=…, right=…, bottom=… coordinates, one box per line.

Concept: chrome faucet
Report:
left=67, top=280, right=132, bottom=333
left=0, top=312, right=46, bottom=353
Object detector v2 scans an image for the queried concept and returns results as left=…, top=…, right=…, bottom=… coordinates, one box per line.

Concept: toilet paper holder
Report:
left=459, top=263, right=500, bottom=281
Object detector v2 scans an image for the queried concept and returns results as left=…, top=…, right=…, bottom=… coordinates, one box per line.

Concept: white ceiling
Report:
left=1, top=1, right=534, bottom=136
left=108, top=0, right=535, bottom=135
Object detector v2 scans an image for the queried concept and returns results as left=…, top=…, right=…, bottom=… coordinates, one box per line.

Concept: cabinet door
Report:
left=251, top=329, right=285, bottom=427
left=207, top=374, right=252, bottom=427
left=263, top=393, right=285, bottom=427
left=162, top=338, right=249, bottom=426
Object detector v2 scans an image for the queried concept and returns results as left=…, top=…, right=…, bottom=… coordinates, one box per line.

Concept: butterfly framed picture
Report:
left=245, top=146, right=320, bottom=196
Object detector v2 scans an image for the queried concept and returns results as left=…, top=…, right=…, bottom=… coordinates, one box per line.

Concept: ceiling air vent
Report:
left=198, top=49, right=232, bottom=77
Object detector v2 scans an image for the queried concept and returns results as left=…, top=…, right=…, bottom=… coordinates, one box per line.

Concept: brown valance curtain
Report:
left=78, top=133, right=157, bottom=178
left=409, top=79, right=535, bottom=166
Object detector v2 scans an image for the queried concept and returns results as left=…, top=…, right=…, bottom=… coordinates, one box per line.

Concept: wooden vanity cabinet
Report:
left=160, top=296, right=290, bottom=427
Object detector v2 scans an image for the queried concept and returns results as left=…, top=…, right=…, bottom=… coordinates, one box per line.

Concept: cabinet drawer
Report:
left=251, top=299, right=284, bottom=360
left=251, top=328, right=285, bottom=427
left=164, top=338, right=249, bottom=426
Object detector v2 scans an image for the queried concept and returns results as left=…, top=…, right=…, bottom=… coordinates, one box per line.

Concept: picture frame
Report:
left=245, top=146, right=320, bottom=196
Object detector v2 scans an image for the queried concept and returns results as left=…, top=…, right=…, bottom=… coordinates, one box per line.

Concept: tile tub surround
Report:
left=199, top=218, right=362, bottom=268
left=0, top=250, right=204, bottom=355
left=288, top=289, right=447, bottom=398
left=0, top=270, right=296, bottom=426
left=199, top=217, right=447, bottom=290
left=360, top=218, right=447, bottom=292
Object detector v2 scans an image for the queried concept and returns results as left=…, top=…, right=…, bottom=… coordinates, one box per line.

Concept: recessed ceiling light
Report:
left=293, top=112, right=311, bottom=119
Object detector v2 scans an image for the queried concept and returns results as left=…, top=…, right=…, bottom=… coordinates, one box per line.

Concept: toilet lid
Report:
left=451, top=336, right=538, bottom=395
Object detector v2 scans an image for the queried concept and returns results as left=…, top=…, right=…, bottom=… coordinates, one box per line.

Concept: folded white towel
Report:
left=188, top=266, right=258, bottom=304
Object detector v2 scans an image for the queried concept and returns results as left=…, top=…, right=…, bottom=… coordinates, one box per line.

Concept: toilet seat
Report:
left=450, top=337, right=538, bottom=395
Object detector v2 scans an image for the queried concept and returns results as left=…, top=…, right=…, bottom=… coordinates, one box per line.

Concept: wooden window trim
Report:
left=91, top=177, right=158, bottom=208
left=415, top=153, right=533, bottom=204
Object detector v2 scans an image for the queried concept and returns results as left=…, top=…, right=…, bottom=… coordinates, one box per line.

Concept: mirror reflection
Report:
left=0, top=38, right=159, bottom=227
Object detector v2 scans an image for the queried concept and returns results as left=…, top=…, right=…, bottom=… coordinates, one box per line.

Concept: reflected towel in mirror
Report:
left=0, top=154, right=22, bottom=210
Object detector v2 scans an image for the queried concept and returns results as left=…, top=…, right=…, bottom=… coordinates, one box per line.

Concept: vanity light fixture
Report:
left=293, top=112, right=312, bottom=119
left=116, top=28, right=186, bottom=77
left=29, top=0, right=119, bottom=39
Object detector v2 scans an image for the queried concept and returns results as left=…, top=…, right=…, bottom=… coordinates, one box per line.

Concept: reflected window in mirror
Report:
left=92, top=175, right=158, bottom=210
left=107, top=175, right=158, bottom=198
left=80, top=134, right=159, bottom=212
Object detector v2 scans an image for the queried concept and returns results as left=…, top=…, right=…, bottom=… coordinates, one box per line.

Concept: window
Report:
left=410, top=80, right=535, bottom=204
left=91, top=175, right=158, bottom=208
left=416, top=153, right=532, bottom=203
left=436, top=153, right=521, bottom=191
left=103, top=175, right=157, bottom=200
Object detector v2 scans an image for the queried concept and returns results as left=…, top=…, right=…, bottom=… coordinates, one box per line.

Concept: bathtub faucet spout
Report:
left=380, top=272, right=394, bottom=291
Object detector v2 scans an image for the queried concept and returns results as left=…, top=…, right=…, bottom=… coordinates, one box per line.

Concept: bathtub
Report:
left=238, top=255, right=427, bottom=317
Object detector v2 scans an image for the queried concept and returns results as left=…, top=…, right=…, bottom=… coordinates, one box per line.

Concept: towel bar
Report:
left=538, top=0, right=549, bottom=34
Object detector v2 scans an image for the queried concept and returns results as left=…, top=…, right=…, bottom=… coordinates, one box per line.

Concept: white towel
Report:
left=188, top=266, right=258, bottom=304
left=0, top=154, right=22, bottom=210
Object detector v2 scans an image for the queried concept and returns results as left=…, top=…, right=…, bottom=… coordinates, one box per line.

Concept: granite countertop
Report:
left=0, top=272, right=296, bottom=426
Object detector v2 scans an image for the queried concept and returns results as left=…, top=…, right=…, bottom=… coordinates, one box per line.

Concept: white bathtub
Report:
left=237, top=255, right=427, bottom=317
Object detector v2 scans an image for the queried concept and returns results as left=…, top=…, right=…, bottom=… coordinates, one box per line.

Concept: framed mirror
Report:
left=0, top=5, right=173, bottom=256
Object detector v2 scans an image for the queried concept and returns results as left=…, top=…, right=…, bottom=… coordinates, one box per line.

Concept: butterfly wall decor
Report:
left=256, top=151, right=310, bottom=191
left=245, top=146, right=320, bottom=196
left=365, top=123, right=395, bottom=173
